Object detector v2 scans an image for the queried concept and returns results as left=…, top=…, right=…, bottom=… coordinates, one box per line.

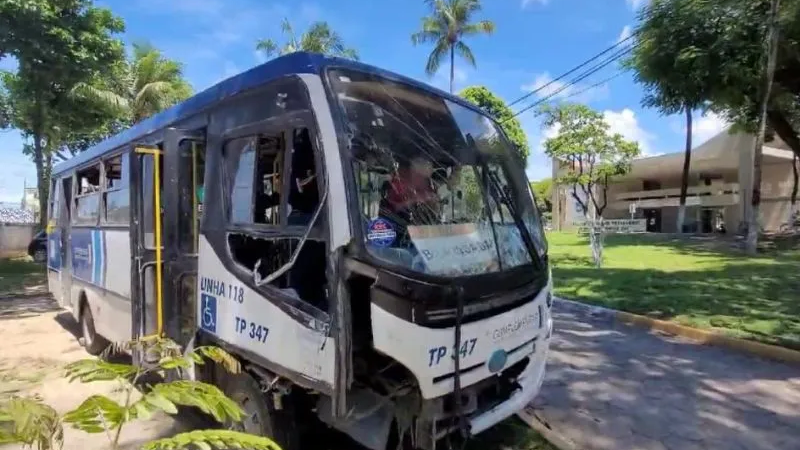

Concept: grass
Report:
left=0, top=256, right=46, bottom=296
left=467, top=418, right=556, bottom=450
left=548, top=232, right=800, bottom=349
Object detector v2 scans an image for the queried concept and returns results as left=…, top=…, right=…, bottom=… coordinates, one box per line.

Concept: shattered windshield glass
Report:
left=326, top=68, right=547, bottom=277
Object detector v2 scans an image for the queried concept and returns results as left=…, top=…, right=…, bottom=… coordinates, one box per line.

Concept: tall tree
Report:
left=627, top=0, right=800, bottom=241
left=411, top=0, right=495, bottom=93
left=256, top=18, right=358, bottom=60
left=627, top=0, right=716, bottom=233
left=747, top=0, right=782, bottom=253
left=459, top=85, right=530, bottom=162
left=539, top=103, right=640, bottom=267
left=72, top=42, right=193, bottom=124
left=0, top=0, right=125, bottom=229
left=531, top=178, right=553, bottom=213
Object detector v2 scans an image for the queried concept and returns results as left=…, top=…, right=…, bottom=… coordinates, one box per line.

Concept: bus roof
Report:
left=52, top=51, right=484, bottom=176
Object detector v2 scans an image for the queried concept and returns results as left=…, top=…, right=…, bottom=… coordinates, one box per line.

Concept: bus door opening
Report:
left=169, top=135, right=206, bottom=347
left=132, top=147, right=164, bottom=344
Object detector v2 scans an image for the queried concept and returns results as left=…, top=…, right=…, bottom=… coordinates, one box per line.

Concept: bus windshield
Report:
left=326, top=68, right=547, bottom=278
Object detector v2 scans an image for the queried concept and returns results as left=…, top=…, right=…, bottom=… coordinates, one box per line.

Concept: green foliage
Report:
left=256, top=18, right=358, bottom=60
left=411, top=0, right=495, bottom=92
left=0, top=396, right=63, bottom=450
left=71, top=42, right=194, bottom=124
left=144, top=430, right=282, bottom=450
left=137, top=381, right=243, bottom=423
left=0, top=338, right=278, bottom=450
left=538, top=103, right=640, bottom=218
left=459, top=85, right=530, bottom=161
left=0, top=0, right=126, bottom=228
left=530, top=178, right=553, bottom=212
left=64, top=359, right=138, bottom=383
left=627, top=0, right=800, bottom=153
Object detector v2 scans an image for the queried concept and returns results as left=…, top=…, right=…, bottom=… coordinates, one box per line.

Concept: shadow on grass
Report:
left=589, top=233, right=800, bottom=260
left=553, top=260, right=800, bottom=349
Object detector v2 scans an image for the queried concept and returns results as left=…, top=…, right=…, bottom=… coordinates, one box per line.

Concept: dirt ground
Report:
left=0, top=287, right=185, bottom=450
left=0, top=284, right=553, bottom=450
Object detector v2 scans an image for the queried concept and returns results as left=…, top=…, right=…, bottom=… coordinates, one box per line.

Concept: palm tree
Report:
left=256, top=18, right=359, bottom=60
left=411, top=0, right=495, bottom=93
left=73, top=43, right=193, bottom=123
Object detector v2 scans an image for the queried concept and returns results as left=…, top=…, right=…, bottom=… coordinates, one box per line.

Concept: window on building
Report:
left=74, top=165, right=101, bottom=225
left=103, top=153, right=130, bottom=225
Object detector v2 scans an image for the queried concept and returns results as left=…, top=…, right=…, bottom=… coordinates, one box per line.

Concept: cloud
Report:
left=521, top=0, right=549, bottom=8
left=616, top=25, right=632, bottom=44
left=136, top=0, right=224, bottom=15
left=671, top=111, right=730, bottom=145
left=432, top=67, right=469, bottom=92
left=626, top=0, right=649, bottom=10
left=523, top=114, right=561, bottom=181
left=521, top=72, right=610, bottom=104
left=602, top=108, right=658, bottom=156
left=212, top=61, right=241, bottom=85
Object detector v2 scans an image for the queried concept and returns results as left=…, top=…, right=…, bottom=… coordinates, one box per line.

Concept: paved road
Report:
left=529, top=300, right=800, bottom=450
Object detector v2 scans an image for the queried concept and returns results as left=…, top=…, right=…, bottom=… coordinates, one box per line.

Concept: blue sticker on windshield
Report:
left=367, top=218, right=396, bottom=247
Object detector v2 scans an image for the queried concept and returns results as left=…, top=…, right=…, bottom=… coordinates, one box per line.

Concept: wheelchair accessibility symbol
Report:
left=200, top=294, right=217, bottom=333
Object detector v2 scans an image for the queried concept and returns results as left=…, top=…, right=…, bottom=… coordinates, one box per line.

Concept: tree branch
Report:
left=766, top=108, right=800, bottom=158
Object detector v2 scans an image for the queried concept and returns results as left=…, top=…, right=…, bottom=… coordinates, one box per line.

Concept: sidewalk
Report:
left=529, top=300, right=800, bottom=450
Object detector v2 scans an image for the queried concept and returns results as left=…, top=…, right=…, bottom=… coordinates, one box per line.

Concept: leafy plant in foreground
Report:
left=0, top=336, right=280, bottom=450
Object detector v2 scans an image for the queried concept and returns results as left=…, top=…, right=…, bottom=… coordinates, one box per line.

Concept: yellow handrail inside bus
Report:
left=135, top=147, right=164, bottom=337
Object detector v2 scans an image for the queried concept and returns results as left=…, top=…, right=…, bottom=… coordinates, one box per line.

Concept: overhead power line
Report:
left=505, top=44, right=634, bottom=122
left=504, top=0, right=701, bottom=121
left=507, top=32, right=637, bottom=110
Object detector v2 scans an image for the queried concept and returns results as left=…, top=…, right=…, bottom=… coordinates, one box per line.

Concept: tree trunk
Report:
left=676, top=107, right=693, bottom=233
left=746, top=0, right=781, bottom=254
left=588, top=215, right=603, bottom=268
left=449, top=43, right=455, bottom=94
left=33, top=132, right=49, bottom=231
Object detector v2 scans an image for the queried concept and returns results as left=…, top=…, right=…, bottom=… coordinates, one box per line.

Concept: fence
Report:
left=0, top=223, right=37, bottom=257
left=573, top=219, right=647, bottom=234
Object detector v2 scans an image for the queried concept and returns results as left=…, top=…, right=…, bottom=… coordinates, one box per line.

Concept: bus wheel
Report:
left=80, top=304, right=107, bottom=356
left=223, top=372, right=300, bottom=450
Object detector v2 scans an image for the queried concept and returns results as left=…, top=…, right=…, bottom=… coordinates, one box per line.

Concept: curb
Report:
left=516, top=405, right=578, bottom=450
left=557, top=297, right=800, bottom=366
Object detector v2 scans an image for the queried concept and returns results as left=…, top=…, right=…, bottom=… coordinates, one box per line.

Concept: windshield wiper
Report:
left=468, top=134, right=543, bottom=270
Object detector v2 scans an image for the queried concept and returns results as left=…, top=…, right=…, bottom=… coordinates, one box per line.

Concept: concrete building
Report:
left=552, top=128, right=799, bottom=233
left=20, top=182, right=38, bottom=214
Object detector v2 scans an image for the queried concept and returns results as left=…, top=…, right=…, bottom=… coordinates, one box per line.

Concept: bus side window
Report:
left=228, top=133, right=285, bottom=225
left=74, top=164, right=102, bottom=225
left=103, top=153, right=130, bottom=225
left=224, top=127, right=328, bottom=312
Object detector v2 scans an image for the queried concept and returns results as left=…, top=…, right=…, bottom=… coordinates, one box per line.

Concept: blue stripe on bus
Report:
left=47, top=230, right=62, bottom=270
left=71, top=228, right=107, bottom=288
left=92, top=230, right=101, bottom=285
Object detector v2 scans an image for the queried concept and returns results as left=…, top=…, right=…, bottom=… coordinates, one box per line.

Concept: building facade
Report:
left=552, top=129, right=798, bottom=233
left=20, top=182, right=39, bottom=222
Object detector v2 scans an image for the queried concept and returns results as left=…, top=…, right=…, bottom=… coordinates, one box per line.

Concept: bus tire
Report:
left=223, top=372, right=301, bottom=450
left=80, top=303, right=107, bottom=356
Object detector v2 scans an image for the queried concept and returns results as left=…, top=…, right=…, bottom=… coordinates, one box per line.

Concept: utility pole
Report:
left=746, top=0, right=781, bottom=255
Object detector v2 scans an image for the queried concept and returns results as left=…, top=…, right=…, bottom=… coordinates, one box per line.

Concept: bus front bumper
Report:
left=468, top=325, right=549, bottom=435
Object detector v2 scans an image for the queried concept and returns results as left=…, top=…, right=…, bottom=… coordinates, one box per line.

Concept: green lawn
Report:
left=548, top=232, right=800, bottom=349
left=467, top=418, right=555, bottom=450
left=0, top=257, right=46, bottom=296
